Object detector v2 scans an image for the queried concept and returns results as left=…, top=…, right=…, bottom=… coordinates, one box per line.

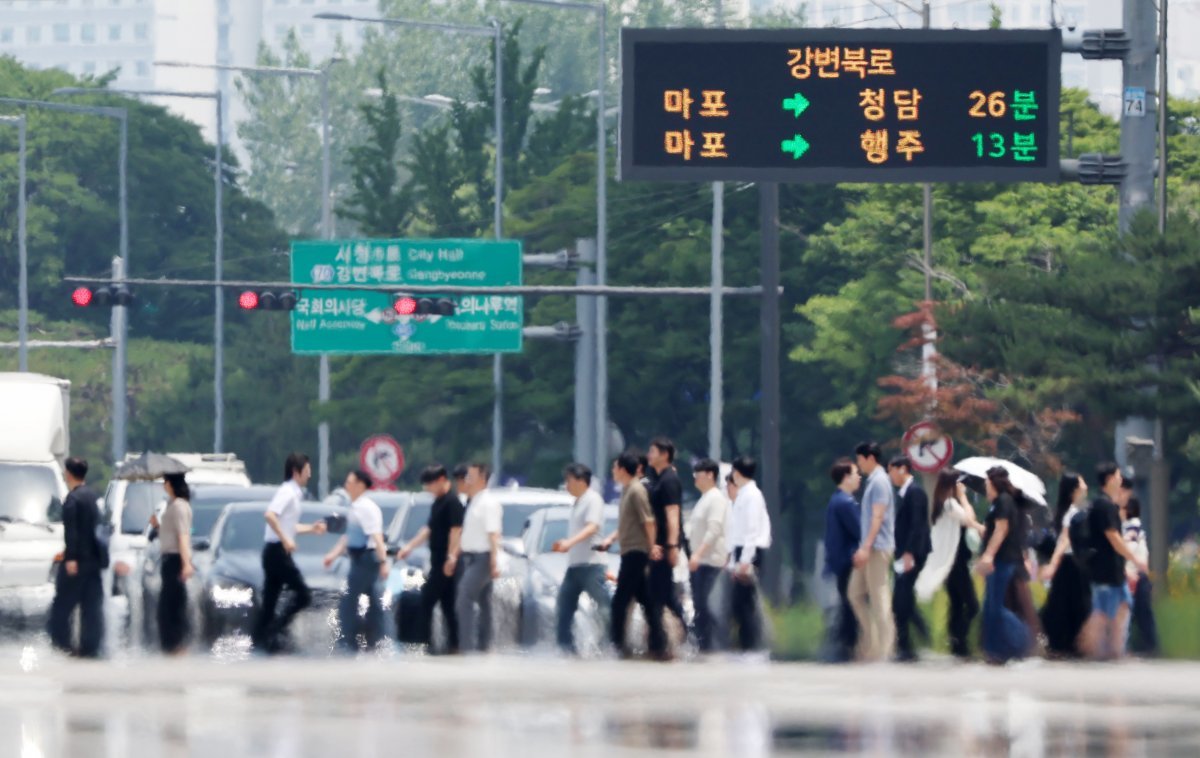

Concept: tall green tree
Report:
left=337, top=71, right=414, bottom=236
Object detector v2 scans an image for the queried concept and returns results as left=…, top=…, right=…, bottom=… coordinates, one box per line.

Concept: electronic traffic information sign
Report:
left=620, top=28, right=1061, bottom=183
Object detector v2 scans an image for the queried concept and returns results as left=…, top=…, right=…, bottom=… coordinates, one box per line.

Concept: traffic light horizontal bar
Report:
left=64, top=276, right=775, bottom=297
left=0, top=339, right=115, bottom=349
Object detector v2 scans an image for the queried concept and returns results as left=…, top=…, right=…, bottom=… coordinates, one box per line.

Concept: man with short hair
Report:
left=687, top=458, right=730, bottom=653
left=848, top=441, right=896, bottom=661
left=324, top=469, right=389, bottom=652
left=48, top=457, right=105, bottom=658
left=600, top=451, right=664, bottom=658
left=253, top=452, right=328, bottom=653
left=1080, top=462, right=1148, bottom=660
left=889, top=456, right=932, bottom=661
left=646, top=437, right=686, bottom=629
left=397, top=464, right=463, bottom=653
left=552, top=463, right=610, bottom=654
left=823, top=458, right=862, bottom=663
left=727, top=456, right=772, bottom=651
left=454, top=463, right=502, bottom=652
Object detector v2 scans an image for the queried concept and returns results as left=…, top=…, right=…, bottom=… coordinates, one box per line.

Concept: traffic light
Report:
left=71, top=284, right=133, bottom=308
left=391, top=293, right=456, bottom=316
left=237, top=289, right=297, bottom=311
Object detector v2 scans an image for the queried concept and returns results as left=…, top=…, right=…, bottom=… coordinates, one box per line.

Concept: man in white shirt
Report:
left=551, top=463, right=611, bottom=654
left=252, top=452, right=327, bottom=654
left=324, top=469, right=389, bottom=653
left=688, top=458, right=730, bottom=653
left=453, top=463, right=502, bottom=652
left=727, top=455, right=771, bottom=651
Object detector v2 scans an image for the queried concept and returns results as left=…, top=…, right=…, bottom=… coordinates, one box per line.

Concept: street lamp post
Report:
left=57, top=87, right=227, bottom=454
left=316, top=11, right=507, bottom=481
left=0, top=116, right=28, bottom=372
left=502, top=0, right=608, bottom=480
left=156, top=59, right=342, bottom=496
left=2, top=97, right=129, bottom=462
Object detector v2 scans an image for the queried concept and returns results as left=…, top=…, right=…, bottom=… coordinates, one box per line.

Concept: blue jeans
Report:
left=982, top=560, right=1030, bottom=663
left=556, top=564, right=610, bottom=652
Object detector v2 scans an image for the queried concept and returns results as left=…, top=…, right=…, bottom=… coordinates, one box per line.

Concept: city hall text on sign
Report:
left=290, top=239, right=523, bottom=356
left=620, top=28, right=1061, bottom=183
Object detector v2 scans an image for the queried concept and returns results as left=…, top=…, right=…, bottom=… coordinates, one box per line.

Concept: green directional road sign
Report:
left=290, top=238, right=523, bottom=356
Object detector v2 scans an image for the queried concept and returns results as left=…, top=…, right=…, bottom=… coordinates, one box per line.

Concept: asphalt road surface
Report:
left=2, top=641, right=1199, bottom=757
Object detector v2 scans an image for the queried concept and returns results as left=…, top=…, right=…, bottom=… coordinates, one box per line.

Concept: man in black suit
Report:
left=47, top=457, right=106, bottom=658
left=889, top=456, right=931, bottom=662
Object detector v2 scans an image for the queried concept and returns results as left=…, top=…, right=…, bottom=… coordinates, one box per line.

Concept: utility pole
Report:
left=574, top=239, right=598, bottom=476
left=759, top=183, right=783, bottom=603
left=709, top=0, right=725, bottom=461
left=1114, top=0, right=1167, bottom=581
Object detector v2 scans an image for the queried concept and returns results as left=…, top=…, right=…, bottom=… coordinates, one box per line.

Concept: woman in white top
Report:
left=916, top=468, right=985, bottom=658
left=1037, top=472, right=1091, bottom=658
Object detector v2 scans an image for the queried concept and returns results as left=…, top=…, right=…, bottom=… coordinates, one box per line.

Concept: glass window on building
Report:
left=82, top=23, right=96, bottom=42
left=134, top=22, right=148, bottom=40
left=301, top=24, right=315, bottom=40
left=109, top=24, right=121, bottom=41
left=275, top=24, right=287, bottom=41
left=54, top=24, right=70, bottom=43
left=27, top=26, right=42, bottom=44
left=0, top=28, right=12, bottom=44
left=83, top=61, right=96, bottom=74
left=136, top=60, right=149, bottom=77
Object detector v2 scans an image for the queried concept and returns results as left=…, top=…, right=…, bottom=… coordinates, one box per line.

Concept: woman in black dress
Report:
left=1038, top=472, right=1091, bottom=657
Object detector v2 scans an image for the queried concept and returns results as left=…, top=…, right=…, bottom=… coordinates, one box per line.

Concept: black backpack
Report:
left=1067, top=509, right=1093, bottom=575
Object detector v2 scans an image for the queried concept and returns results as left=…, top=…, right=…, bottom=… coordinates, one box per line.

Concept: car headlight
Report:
left=210, top=580, right=254, bottom=609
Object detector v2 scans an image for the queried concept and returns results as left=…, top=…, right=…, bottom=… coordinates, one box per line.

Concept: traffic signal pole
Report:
left=1114, top=0, right=1168, bottom=581
left=759, top=183, right=783, bottom=605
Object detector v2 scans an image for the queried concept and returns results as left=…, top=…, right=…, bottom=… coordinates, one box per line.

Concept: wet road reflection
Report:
left=2, top=643, right=1200, bottom=757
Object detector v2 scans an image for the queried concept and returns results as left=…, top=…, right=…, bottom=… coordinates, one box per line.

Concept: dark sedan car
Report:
left=198, top=501, right=350, bottom=647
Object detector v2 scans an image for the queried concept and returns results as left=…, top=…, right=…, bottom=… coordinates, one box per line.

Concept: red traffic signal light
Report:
left=392, top=295, right=417, bottom=315
left=238, top=291, right=260, bottom=310
left=392, top=294, right=456, bottom=316
left=237, top=289, right=296, bottom=311
left=70, top=285, right=132, bottom=307
left=71, top=287, right=94, bottom=307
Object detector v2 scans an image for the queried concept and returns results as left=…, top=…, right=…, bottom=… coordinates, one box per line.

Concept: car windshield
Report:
left=298, top=509, right=344, bottom=555
left=500, top=503, right=555, bottom=537
left=218, top=509, right=343, bottom=555
left=190, top=490, right=273, bottom=537
left=0, top=464, right=60, bottom=524
left=401, top=502, right=431, bottom=542
left=377, top=500, right=402, bottom=530
left=218, top=510, right=267, bottom=552
left=538, top=519, right=570, bottom=553
left=120, top=481, right=166, bottom=535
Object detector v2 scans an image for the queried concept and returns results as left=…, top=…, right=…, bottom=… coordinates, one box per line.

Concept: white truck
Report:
left=0, top=373, right=71, bottom=618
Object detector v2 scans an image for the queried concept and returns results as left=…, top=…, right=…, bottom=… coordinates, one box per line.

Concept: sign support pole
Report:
left=759, top=182, right=783, bottom=604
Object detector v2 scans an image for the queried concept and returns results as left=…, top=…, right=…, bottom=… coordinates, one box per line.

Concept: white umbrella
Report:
left=954, top=456, right=1047, bottom=507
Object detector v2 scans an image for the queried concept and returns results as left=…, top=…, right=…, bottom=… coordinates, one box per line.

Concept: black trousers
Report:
left=731, top=548, right=765, bottom=651
left=158, top=554, right=190, bottom=653
left=945, top=550, right=980, bottom=658
left=1130, top=572, right=1160, bottom=655
left=690, top=564, right=721, bottom=652
left=253, top=542, right=311, bottom=651
left=48, top=565, right=104, bottom=657
left=649, top=556, right=685, bottom=626
left=833, top=567, right=858, bottom=661
left=420, top=563, right=459, bottom=652
left=339, top=550, right=383, bottom=652
left=612, top=550, right=665, bottom=654
left=893, top=554, right=929, bottom=657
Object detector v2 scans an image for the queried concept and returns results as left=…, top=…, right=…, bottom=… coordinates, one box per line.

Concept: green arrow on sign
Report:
left=782, top=92, right=810, bottom=117
left=780, top=134, right=810, bottom=160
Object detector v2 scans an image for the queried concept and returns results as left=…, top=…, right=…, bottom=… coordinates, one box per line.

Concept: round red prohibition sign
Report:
left=902, top=421, right=954, bottom=473
left=359, top=434, right=405, bottom=486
